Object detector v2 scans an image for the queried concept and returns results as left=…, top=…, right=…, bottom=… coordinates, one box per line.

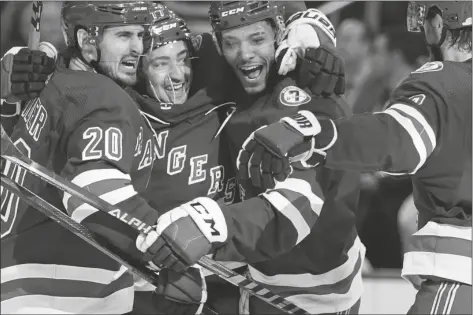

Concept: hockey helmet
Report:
left=407, top=1, right=472, bottom=32
left=209, top=1, right=286, bottom=46
left=61, top=1, right=166, bottom=47
left=148, top=9, right=193, bottom=54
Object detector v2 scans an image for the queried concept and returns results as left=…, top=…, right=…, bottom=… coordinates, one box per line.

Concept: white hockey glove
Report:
left=136, top=197, right=229, bottom=273
left=276, top=9, right=336, bottom=75
left=276, top=9, right=346, bottom=97
left=237, top=111, right=338, bottom=187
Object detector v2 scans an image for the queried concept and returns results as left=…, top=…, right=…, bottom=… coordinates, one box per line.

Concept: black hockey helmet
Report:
left=208, top=1, right=286, bottom=54
left=61, top=1, right=166, bottom=47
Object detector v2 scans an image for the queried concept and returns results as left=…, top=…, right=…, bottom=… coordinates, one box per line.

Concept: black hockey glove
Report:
left=1, top=47, right=55, bottom=103
left=153, top=267, right=207, bottom=315
left=237, top=111, right=337, bottom=188
left=298, top=46, right=346, bottom=97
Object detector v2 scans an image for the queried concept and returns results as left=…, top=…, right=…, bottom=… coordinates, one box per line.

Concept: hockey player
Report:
left=1, top=2, right=344, bottom=313
left=136, top=2, right=364, bottom=314
left=0, top=2, right=203, bottom=314
left=237, top=2, right=472, bottom=314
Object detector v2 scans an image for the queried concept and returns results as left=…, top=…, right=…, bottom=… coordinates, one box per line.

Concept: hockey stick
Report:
left=0, top=127, right=308, bottom=315
left=0, top=174, right=218, bottom=315
left=28, top=1, right=43, bottom=50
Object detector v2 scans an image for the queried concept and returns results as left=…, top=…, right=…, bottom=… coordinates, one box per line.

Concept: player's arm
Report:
left=245, top=75, right=444, bottom=177
left=56, top=82, right=159, bottom=259
left=214, top=166, right=324, bottom=263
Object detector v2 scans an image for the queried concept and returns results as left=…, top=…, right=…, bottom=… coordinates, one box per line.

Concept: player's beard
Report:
left=98, top=59, right=139, bottom=87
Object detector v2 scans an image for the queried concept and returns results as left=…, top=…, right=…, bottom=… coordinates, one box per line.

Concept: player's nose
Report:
left=130, top=35, right=144, bottom=56
left=239, top=41, right=256, bottom=61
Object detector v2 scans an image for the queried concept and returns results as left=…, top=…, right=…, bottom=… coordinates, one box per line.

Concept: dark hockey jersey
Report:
left=125, top=87, right=236, bottom=214
left=320, top=60, right=472, bottom=286
left=214, top=73, right=363, bottom=314
left=1, top=66, right=159, bottom=314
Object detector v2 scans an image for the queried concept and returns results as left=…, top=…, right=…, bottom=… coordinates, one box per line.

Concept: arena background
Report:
left=0, top=1, right=429, bottom=313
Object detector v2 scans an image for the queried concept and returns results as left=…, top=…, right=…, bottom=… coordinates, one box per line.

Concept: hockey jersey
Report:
left=125, top=86, right=237, bottom=216
left=320, top=60, right=472, bottom=286
left=214, top=73, right=364, bottom=314
left=1, top=65, right=159, bottom=314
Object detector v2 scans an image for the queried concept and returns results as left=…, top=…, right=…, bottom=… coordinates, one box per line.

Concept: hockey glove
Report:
left=153, top=266, right=207, bottom=315
left=298, top=46, right=346, bottom=97
left=1, top=45, right=56, bottom=103
left=136, top=197, right=229, bottom=273
left=237, top=111, right=337, bottom=187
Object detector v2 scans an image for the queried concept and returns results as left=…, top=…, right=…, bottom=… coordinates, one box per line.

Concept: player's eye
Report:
left=151, top=60, right=170, bottom=71
left=251, top=37, right=266, bottom=45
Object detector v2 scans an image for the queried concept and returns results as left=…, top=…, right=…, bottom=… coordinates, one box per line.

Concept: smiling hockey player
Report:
left=136, top=2, right=364, bottom=314
left=238, top=2, right=472, bottom=314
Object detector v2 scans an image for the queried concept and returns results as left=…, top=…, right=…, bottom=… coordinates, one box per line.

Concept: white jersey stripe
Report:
left=68, top=185, right=137, bottom=223
left=1, top=263, right=124, bottom=284
left=1, top=287, right=133, bottom=314
left=63, top=169, right=131, bottom=206
left=381, top=109, right=427, bottom=173
left=389, top=103, right=437, bottom=149
left=414, top=221, right=472, bottom=241
left=249, top=237, right=364, bottom=287
left=248, top=238, right=365, bottom=314
left=402, top=251, right=472, bottom=285
left=273, top=178, right=324, bottom=215
left=262, top=191, right=311, bottom=245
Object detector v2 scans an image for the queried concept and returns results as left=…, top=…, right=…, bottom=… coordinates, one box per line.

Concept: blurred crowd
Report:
left=0, top=1, right=429, bottom=271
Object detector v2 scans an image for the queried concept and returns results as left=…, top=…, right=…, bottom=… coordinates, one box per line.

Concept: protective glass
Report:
left=407, top=2, right=427, bottom=32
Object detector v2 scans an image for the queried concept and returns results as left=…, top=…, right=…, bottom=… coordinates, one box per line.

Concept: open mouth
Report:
left=164, top=83, right=184, bottom=92
left=239, top=64, right=264, bottom=80
left=121, top=59, right=138, bottom=70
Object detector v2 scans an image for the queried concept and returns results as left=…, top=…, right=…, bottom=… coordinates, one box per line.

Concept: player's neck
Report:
left=69, top=57, right=95, bottom=72
left=440, top=44, right=472, bottom=63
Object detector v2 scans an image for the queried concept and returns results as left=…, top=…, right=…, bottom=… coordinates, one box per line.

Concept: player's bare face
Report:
left=143, top=41, right=192, bottom=104
left=221, top=21, right=276, bottom=94
left=98, top=25, right=144, bottom=86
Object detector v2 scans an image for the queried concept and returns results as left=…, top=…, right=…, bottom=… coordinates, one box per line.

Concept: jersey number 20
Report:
left=82, top=127, right=123, bottom=161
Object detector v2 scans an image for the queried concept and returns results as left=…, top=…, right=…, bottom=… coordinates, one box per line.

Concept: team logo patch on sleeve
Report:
left=412, top=62, right=443, bottom=73
left=279, top=86, right=311, bottom=107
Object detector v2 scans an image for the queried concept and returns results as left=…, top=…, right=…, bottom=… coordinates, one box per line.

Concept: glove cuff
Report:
left=182, top=197, right=231, bottom=245
left=285, top=9, right=336, bottom=46
left=313, top=118, right=337, bottom=150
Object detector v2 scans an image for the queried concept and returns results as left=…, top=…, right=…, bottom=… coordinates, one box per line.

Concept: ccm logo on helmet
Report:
left=152, top=23, right=177, bottom=35
left=222, top=7, right=245, bottom=17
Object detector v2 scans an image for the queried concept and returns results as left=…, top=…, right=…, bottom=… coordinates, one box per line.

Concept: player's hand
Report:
left=298, top=46, right=346, bottom=97
left=1, top=44, right=56, bottom=103
left=153, top=266, right=207, bottom=315
left=237, top=111, right=337, bottom=187
left=136, top=197, right=229, bottom=273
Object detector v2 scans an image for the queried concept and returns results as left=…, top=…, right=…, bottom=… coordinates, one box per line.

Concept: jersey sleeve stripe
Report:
left=414, top=221, right=471, bottom=240
left=63, top=169, right=132, bottom=206
left=68, top=185, right=137, bottom=223
left=1, top=263, right=134, bottom=314
left=391, top=108, right=435, bottom=157
left=402, top=221, right=472, bottom=286
left=389, top=103, right=437, bottom=148
left=261, top=191, right=311, bottom=245
left=272, top=178, right=324, bottom=216
left=64, top=178, right=129, bottom=212
left=380, top=109, right=427, bottom=173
